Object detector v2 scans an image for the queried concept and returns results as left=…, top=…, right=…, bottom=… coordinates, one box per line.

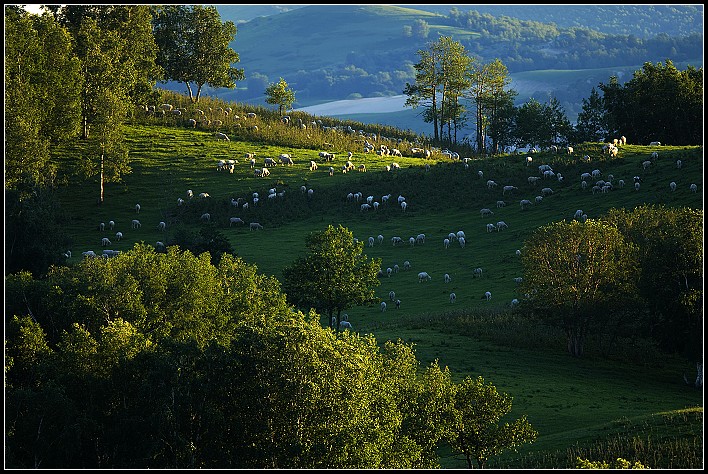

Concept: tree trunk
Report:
left=567, top=334, right=584, bottom=357
left=99, top=151, right=104, bottom=204
left=696, top=361, right=703, bottom=388
left=186, top=82, right=195, bottom=103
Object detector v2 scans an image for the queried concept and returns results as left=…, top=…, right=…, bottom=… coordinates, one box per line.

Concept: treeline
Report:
left=403, top=36, right=702, bottom=151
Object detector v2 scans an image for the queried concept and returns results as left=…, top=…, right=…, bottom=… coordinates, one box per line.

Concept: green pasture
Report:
left=52, top=124, right=703, bottom=468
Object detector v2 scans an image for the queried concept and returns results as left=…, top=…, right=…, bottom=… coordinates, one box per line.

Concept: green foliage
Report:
left=600, top=60, right=703, bottom=145
left=448, top=375, right=538, bottom=468
left=520, top=220, right=640, bottom=357
left=282, top=225, right=382, bottom=328
left=577, top=457, right=647, bottom=469
left=264, top=77, right=296, bottom=116
left=152, top=5, right=244, bottom=103
left=604, top=205, right=703, bottom=364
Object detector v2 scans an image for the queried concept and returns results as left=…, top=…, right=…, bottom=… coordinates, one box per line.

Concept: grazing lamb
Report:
left=503, top=185, right=517, bottom=195
left=480, top=208, right=494, bottom=217
left=496, top=221, right=508, bottom=231
left=249, top=222, right=263, bottom=231
left=541, top=187, right=553, bottom=196
left=486, top=223, right=496, bottom=233
left=418, top=271, right=431, bottom=282
left=516, top=249, right=521, bottom=256
left=101, top=237, right=111, bottom=247
left=158, top=221, right=166, bottom=231
left=400, top=201, right=407, bottom=212
left=340, top=320, right=353, bottom=330
left=279, top=154, right=294, bottom=165
left=381, top=301, right=387, bottom=312
left=131, top=219, right=141, bottom=229
left=391, top=236, right=403, bottom=246
left=115, top=231, right=123, bottom=241
left=496, top=200, right=506, bottom=208
left=669, top=181, right=677, bottom=192
left=310, top=161, right=318, bottom=171
left=229, top=217, right=244, bottom=226
left=484, top=291, right=492, bottom=301
left=386, top=267, right=392, bottom=277
left=444, top=273, right=451, bottom=283
left=449, top=292, right=456, bottom=303
left=519, top=199, right=532, bottom=210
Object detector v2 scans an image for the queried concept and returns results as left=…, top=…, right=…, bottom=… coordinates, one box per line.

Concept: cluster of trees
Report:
left=404, top=36, right=702, bottom=151
left=520, top=205, right=703, bottom=387
left=5, top=230, right=537, bottom=469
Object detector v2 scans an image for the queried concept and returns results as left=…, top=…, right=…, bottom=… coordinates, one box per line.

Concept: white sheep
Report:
left=135, top=203, right=141, bottom=213
left=381, top=301, right=387, bottom=312
left=444, top=273, right=451, bottom=283
left=649, top=141, right=661, bottom=146
left=642, top=160, right=652, bottom=170
left=229, top=217, right=244, bottom=226
left=409, top=237, right=416, bottom=247
left=101, top=237, right=111, bottom=247
left=393, top=264, right=399, bottom=274
left=115, top=231, right=123, bottom=241
left=400, top=201, right=407, bottom=212
left=484, top=291, right=492, bottom=301
left=496, top=221, right=508, bottom=231
left=541, top=187, right=553, bottom=196
left=99, top=222, right=105, bottom=231
left=443, top=238, right=450, bottom=249
left=496, top=200, right=506, bottom=208
left=516, top=249, right=521, bottom=256
left=449, top=292, right=456, bottom=303
left=520, top=199, right=532, bottom=210
left=669, top=181, right=677, bottom=192
left=391, top=236, right=403, bottom=246
left=249, top=222, right=263, bottom=231
left=368, top=236, right=375, bottom=247
left=486, top=223, right=496, bottom=232
left=480, top=208, right=494, bottom=217
left=131, top=219, right=141, bottom=229
left=386, top=267, right=393, bottom=277
left=676, top=159, right=682, bottom=169
left=418, top=271, right=431, bottom=282
left=377, top=234, right=384, bottom=244
left=389, top=290, right=396, bottom=301
left=108, top=220, right=115, bottom=230
left=458, top=236, right=466, bottom=248
left=416, top=233, right=426, bottom=244
left=340, top=320, right=353, bottom=330
left=510, top=298, right=519, bottom=307
left=403, top=261, right=411, bottom=270
left=200, top=213, right=211, bottom=222
left=474, top=267, right=483, bottom=278
left=158, top=221, right=166, bottom=231
left=574, top=209, right=583, bottom=219
left=456, top=230, right=465, bottom=240
left=503, top=185, right=517, bottom=195
left=690, top=183, right=697, bottom=193
left=395, top=299, right=401, bottom=309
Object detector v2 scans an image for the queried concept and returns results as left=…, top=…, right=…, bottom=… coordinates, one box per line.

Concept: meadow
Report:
left=52, top=121, right=703, bottom=468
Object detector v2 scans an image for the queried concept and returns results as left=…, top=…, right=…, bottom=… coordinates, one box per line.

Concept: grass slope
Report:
left=52, top=123, right=703, bottom=468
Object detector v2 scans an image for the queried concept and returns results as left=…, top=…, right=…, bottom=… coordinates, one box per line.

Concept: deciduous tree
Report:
left=265, top=77, right=296, bottom=116
left=282, top=225, right=381, bottom=329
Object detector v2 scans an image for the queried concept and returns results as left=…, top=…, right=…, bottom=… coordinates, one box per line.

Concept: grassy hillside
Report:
left=50, top=120, right=703, bottom=468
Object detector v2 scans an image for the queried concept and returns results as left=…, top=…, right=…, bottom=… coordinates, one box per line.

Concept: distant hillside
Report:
left=168, top=4, right=702, bottom=135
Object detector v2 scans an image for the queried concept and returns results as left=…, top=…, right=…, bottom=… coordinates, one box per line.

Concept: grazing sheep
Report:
left=200, top=213, right=211, bottom=222
left=642, top=160, right=652, bottom=170
left=496, top=221, right=508, bottom=231
left=101, top=237, right=111, bottom=247
left=535, top=196, right=543, bottom=203
left=635, top=182, right=641, bottom=191
left=690, top=183, right=698, bottom=193
left=676, top=159, right=682, bottom=169
left=474, top=267, right=483, bottom=278
left=458, top=236, right=466, bottom=248
left=393, top=264, right=400, bottom=274
left=131, top=219, right=141, bottom=229
left=444, top=238, right=450, bottom=249
left=403, top=261, right=411, bottom=270
left=99, top=222, right=105, bottom=231
left=480, top=208, right=494, bottom=217
left=199, top=192, right=210, bottom=198
left=395, top=299, right=401, bottom=309
left=389, top=290, right=396, bottom=301
left=377, top=234, right=384, bottom=244
left=649, top=141, right=661, bottom=146
left=503, top=185, right=517, bottom=195
left=486, top=180, right=498, bottom=189
left=408, top=237, right=416, bottom=247
left=486, top=223, right=496, bottom=233
left=513, top=277, right=523, bottom=284
left=340, top=320, right=353, bottom=330
left=400, top=201, right=407, bottom=212
left=520, top=199, right=532, bottom=210
left=229, top=217, right=244, bottom=226
left=456, top=230, right=465, bottom=240
left=381, top=301, right=387, bottom=312
left=249, top=222, right=263, bottom=231
left=391, top=236, right=403, bottom=246
left=368, top=236, right=375, bottom=247
left=279, top=154, right=294, bottom=165
left=496, top=200, right=506, bottom=208
left=541, top=187, right=553, bottom=196
left=574, top=209, right=584, bottom=219
left=115, top=231, right=123, bottom=241
left=418, top=271, right=431, bottom=282
left=449, top=292, right=456, bottom=303
left=669, top=181, right=677, bottom=192
left=158, top=221, right=166, bottom=231
left=416, top=233, right=426, bottom=244
left=510, top=298, right=519, bottom=307
left=82, top=250, right=97, bottom=258
left=484, top=291, right=492, bottom=301
left=309, top=160, right=318, bottom=171
left=516, top=249, right=521, bottom=256
left=135, top=203, right=141, bottom=213
left=444, top=273, right=451, bottom=283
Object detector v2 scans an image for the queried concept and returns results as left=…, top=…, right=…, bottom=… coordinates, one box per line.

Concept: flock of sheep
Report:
left=72, top=128, right=699, bottom=331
